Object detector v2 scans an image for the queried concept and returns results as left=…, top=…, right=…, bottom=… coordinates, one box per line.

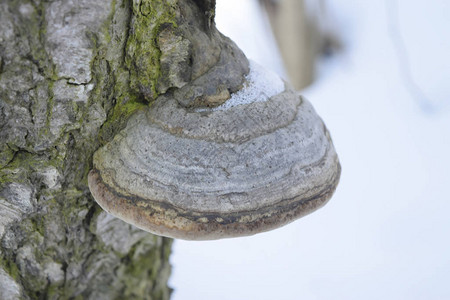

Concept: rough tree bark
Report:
left=0, top=0, right=218, bottom=298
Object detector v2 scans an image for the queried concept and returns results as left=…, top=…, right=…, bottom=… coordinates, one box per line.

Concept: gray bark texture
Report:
left=0, top=0, right=223, bottom=298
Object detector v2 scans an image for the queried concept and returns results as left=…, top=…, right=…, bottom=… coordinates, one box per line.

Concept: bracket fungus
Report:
left=88, top=1, right=340, bottom=240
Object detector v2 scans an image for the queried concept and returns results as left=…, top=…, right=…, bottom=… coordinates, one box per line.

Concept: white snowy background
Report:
left=169, top=0, right=450, bottom=299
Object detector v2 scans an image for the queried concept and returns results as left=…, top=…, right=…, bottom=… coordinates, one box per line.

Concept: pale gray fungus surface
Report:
left=88, top=63, right=340, bottom=240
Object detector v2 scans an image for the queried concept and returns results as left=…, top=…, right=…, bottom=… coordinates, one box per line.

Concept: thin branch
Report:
left=385, top=0, right=435, bottom=113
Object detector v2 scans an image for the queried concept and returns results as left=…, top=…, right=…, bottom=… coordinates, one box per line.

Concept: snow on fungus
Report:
left=202, top=60, right=285, bottom=111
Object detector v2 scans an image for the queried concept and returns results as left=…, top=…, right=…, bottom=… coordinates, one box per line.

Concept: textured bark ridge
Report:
left=0, top=0, right=191, bottom=298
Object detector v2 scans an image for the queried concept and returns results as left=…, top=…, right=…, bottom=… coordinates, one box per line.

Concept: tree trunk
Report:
left=262, top=0, right=320, bottom=90
left=0, top=0, right=213, bottom=298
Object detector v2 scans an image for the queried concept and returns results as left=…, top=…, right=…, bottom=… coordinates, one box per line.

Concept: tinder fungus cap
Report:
left=88, top=61, right=341, bottom=240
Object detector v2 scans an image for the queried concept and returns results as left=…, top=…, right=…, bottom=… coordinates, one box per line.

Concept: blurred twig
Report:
left=385, top=0, right=435, bottom=113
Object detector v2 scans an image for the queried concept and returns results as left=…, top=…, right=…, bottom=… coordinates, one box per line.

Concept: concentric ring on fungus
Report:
left=88, top=61, right=341, bottom=240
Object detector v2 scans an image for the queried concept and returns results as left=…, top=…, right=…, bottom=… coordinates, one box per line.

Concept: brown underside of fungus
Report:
left=88, top=1, right=340, bottom=240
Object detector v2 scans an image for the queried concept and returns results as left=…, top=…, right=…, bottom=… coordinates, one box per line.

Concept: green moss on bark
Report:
left=125, top=0, right=178, bottom=101
left=0, top=0, right=174, bottom=299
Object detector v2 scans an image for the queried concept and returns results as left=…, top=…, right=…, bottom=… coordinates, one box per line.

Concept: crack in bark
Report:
left=0, top=0, right=172, bottom=298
